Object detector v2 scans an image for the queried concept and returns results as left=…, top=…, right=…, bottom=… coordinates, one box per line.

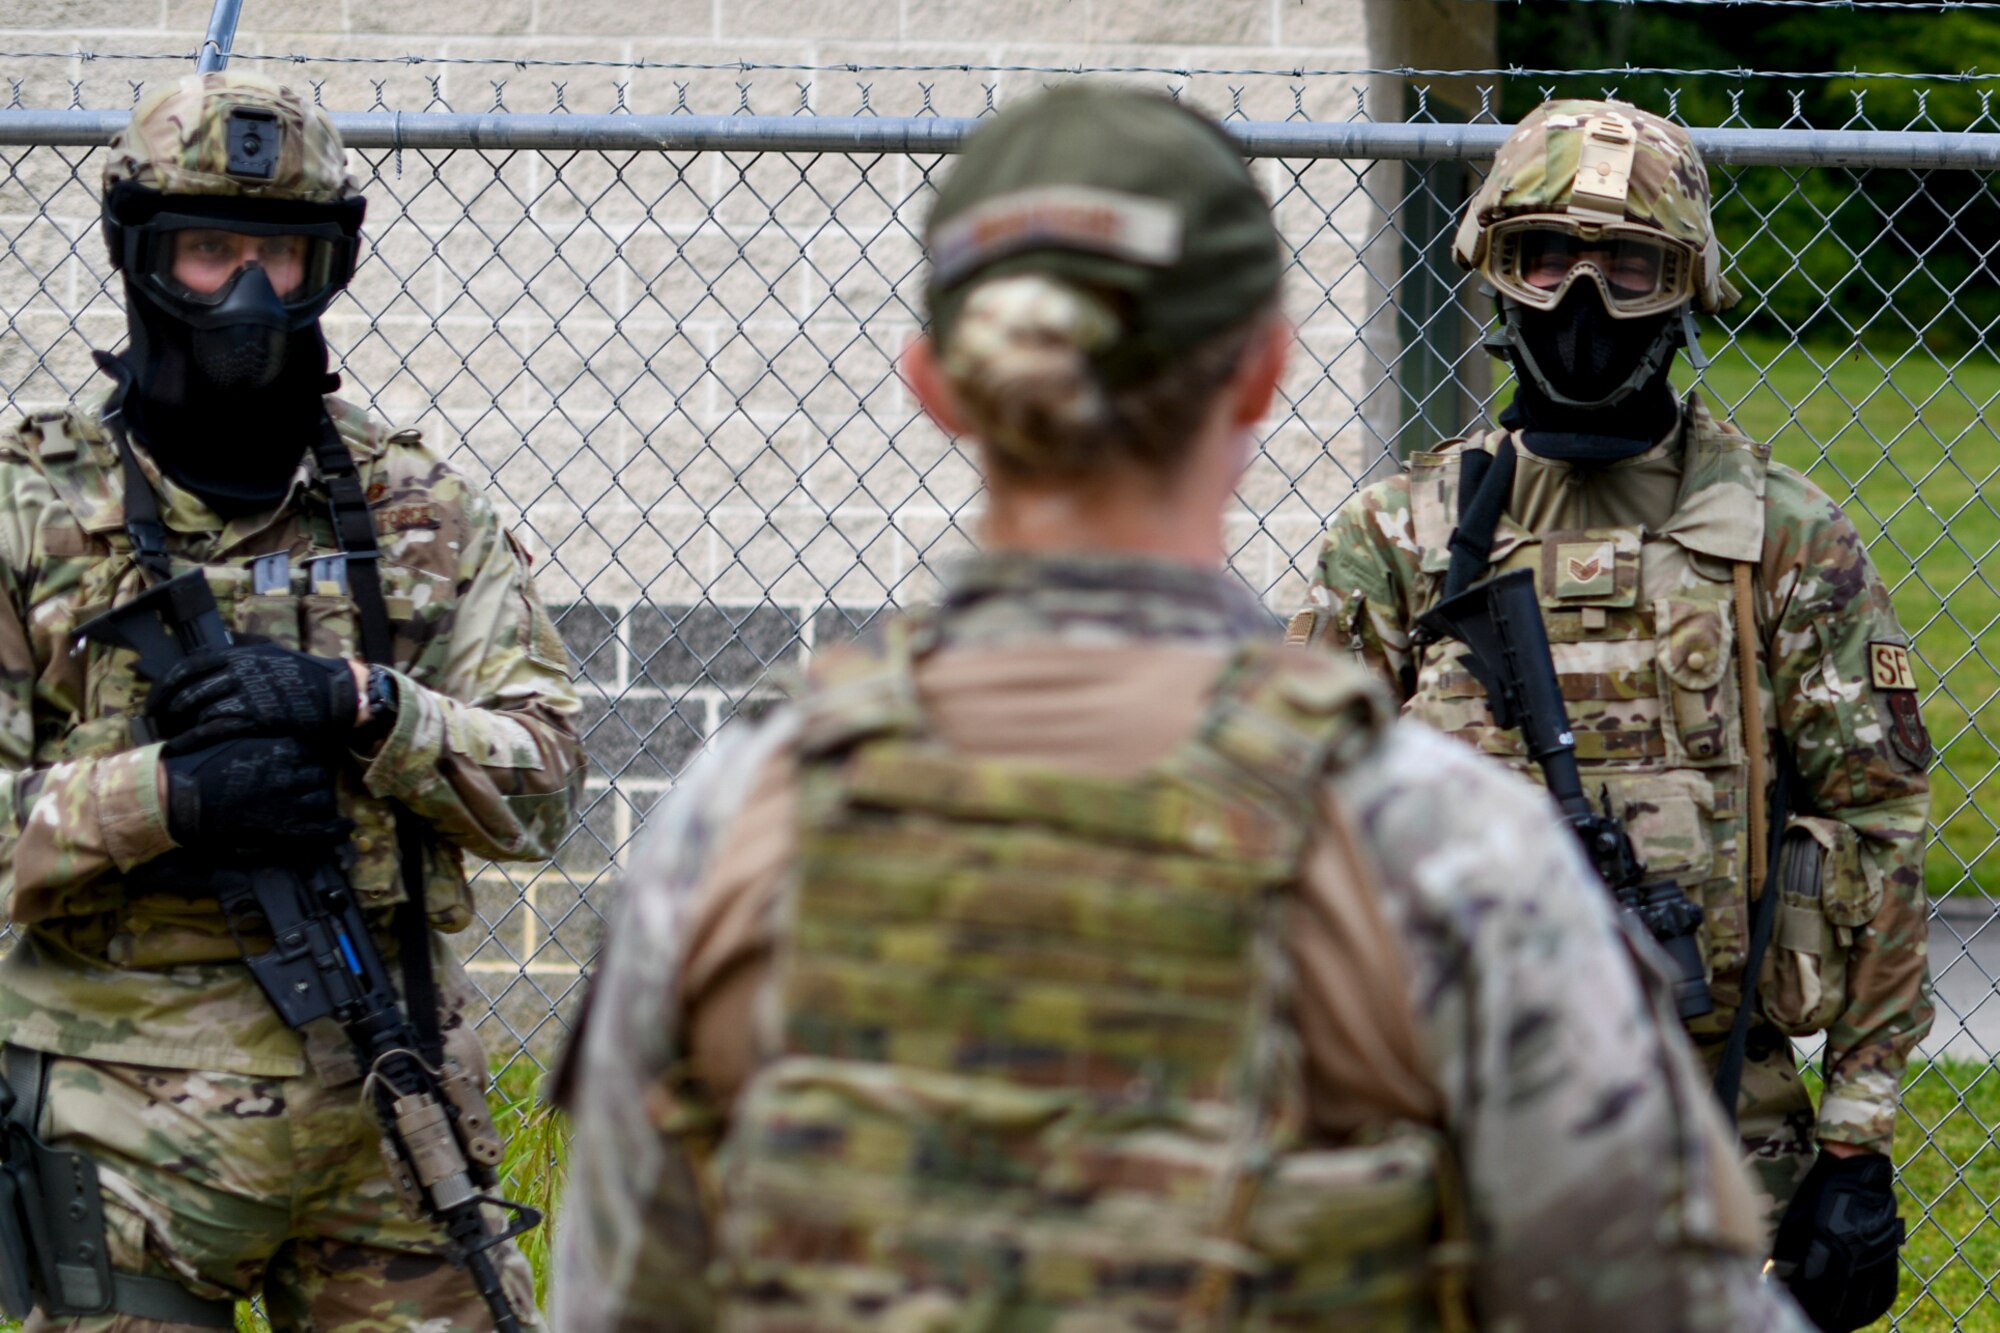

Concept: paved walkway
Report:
left=1919, top=898, right=2000, bottom=1065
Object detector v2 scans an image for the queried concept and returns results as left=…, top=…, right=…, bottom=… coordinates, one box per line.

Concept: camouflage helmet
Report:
left=1451, top=98, right=1739, bottom=313
left=102, top=71, right=358, bottom=204
left=100, top=71, right=365, bottom=338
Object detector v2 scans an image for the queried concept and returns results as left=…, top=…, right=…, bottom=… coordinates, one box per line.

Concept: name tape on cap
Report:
left=931, top=186, right=1183, bottom=288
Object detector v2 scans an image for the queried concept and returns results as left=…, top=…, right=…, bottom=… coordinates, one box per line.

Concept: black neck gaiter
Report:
left=118, top=282, right=331, bottom=519
left=1501, top=289, right=1683, bottom=462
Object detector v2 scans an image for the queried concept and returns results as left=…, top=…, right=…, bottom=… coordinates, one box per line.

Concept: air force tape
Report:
left=930, top=186, right=1183, bottom=288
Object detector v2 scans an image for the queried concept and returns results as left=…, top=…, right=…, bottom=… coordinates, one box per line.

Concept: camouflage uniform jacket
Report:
left=1300, top=394, right=1932, bottom=1153
left=0, top=391, right=585, bottom=1077
left=554, top=553, right=1806, bottom=1333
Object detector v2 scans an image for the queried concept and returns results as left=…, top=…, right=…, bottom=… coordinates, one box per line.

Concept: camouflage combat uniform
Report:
left=0, top=391, right=584, bottom=1328
left=1298, top=101, right=1933, bottom=1234
left=554, top=553, right=1808, bottom=1333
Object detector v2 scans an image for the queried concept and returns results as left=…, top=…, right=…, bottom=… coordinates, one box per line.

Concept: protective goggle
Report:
left=106, top=186, right=363, bottom=329
left=131, top=216, right=353, bottom=325
left=1484, top=216, right=1697, bottom=319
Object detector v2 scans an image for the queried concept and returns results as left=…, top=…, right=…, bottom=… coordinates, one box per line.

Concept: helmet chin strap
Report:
left=1484, top=296, right=1692, bottom=412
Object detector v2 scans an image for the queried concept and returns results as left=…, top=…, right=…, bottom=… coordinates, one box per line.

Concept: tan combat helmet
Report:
left=101, top=71, right=366, bottom=348
left=1454, top=98, right=1739, bottom=316
left=103, top=70, right=359, bottom=205
left=1454, top=99, right=1739, bottom=409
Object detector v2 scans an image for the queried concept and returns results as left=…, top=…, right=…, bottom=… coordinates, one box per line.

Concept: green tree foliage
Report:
left=1496, top=4, right=2000, bottom=353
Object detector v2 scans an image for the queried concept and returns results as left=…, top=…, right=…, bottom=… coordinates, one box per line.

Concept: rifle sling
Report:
left=92, top=355, right=173, bottom=588
left=1442, top=437, right=1517, bottom=606
left=308, top=415, right=445, bottom=1070
left=1713, top=561, right=1787, bottom=1120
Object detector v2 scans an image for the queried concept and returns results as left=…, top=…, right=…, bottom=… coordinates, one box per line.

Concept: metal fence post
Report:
left=196, top=0, right=245, bottom=74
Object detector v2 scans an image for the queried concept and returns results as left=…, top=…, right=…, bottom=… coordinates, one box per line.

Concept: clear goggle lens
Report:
left=1487, top=219, right=1695, bottom=318
left=137, top=220, right=349, bottom=311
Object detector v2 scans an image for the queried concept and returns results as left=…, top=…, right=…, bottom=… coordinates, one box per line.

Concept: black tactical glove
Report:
left=1771, top=1149, right=1905, bottom=1332
left=148, top=642, right=358, bottom=749
left=162, top=735, right=349, bottom=856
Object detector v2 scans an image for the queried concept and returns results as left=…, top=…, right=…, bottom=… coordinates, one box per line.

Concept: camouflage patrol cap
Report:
left=102, top=71, right=358, bottom=204
left=1452, top=98, right=1739, bottom=313
left=924, top=84, right=1282, bottom=388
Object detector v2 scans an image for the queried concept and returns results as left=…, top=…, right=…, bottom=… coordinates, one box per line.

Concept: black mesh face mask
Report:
left=186, top=263, right=291, bottom=391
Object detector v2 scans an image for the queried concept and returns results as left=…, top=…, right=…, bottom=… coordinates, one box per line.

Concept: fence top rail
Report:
left=6, top=109, right=2000, bottom=169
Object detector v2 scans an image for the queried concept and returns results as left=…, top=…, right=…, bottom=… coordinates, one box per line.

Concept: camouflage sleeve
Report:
left=1297, top=477, right=1423, bottom=700
left=1337, top=723, right=1810, bottom=1332
left=360, top=487, right=585, bottom=863
left=0, top=452, right=175, bottom=922
left=551, top=714, right=799, bottom=1333
left=1763, top=469, right=1932, bottom=1153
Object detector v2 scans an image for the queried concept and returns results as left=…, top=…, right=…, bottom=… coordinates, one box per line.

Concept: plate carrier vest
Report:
left=1401, top=409, right=1771, bottom=1028
left=711, top=620, right=1470, bottom=1332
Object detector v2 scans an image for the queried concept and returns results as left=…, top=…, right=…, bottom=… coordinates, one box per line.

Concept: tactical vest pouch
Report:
left=1760, top=816, right=1883, bottom=1037
left=1654, top=593, right=1740, bottom=769
left=1596, top=771, right=1735, bottom=982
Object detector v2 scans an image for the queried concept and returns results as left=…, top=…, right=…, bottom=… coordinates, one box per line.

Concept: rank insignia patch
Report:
left=1554, top=540, right=1616, bottom=598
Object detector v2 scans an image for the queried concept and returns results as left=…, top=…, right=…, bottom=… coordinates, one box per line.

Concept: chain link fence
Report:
left=2, top=56, right=1997, bottom=1329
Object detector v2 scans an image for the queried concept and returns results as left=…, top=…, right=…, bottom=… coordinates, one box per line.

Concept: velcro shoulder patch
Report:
left=1869, top=642, right=1917, bottom=692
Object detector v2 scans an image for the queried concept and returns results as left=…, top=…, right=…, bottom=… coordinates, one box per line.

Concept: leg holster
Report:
left=0, top=1046, right=235, bottom=1327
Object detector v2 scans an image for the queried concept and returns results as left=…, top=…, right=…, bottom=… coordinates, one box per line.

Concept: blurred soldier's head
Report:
left=100, top=71, right=365, bottom=512
left=907, top=83, right=1286, bottom=549
left=1454, top=99, right=1737, bottom=445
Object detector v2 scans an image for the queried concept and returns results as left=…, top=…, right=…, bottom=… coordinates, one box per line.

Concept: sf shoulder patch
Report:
left=1870, top=642, right=1916, bottom=691
left=1870, top=642, right=1932, bottom=768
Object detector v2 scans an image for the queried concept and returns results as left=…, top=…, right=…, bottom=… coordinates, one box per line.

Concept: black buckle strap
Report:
left=1412, top=438, right=1518, bottom=652
left=307, top=415, right=443, bottom=1068
left=91, top=353, right=173, bottom=588
left=310, top=414, right=395, bottom=668
left=2, top=1047, right=234, bottom=1327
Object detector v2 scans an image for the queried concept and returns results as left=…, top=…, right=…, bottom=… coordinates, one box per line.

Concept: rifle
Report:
left=1419, top=568, right=1713, bottom=1020
left=75, top=572, right=539, bottom=1332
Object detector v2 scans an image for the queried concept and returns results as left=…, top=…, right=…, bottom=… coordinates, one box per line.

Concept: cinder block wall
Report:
left=0, top=2, right=1494, bottom=1042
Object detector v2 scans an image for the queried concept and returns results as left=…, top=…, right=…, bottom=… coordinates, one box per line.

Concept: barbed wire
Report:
left=0, top=49, right=1996, bottom=84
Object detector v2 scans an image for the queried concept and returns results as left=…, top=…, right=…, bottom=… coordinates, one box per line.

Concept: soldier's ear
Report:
left=900, top=334, right=972, bottom=437
left=1229, top=314, right=1290, bottom=428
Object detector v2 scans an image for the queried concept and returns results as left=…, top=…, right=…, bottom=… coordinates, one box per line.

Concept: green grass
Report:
left=491, top=1059, right=569, bottom=1313
left=1867, top=1058, right=2000, bottom=1331
left=1683, top=334, right=2000, bottom=901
